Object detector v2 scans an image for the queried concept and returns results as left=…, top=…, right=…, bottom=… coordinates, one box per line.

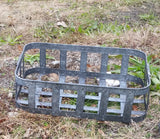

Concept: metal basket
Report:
left=15, top=43, right=150, bottom=123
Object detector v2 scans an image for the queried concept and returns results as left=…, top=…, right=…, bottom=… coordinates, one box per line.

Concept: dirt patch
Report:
left=109, top=1, right=160, bottom=26
left=0, top=1, right=67, bottom=43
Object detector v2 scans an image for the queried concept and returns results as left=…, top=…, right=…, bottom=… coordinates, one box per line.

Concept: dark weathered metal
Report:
left=15, top=43, right=150, bottom=123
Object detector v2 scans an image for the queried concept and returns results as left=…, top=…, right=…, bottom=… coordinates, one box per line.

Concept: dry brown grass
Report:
left=0, top=0, right=160, bottom=138
left=0, top=99, right=159, bottom=138
left=119, top=26, right=160, bottom=54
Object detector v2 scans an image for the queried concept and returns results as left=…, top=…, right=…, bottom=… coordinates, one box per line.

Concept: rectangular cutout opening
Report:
left=83, top=110, right=98, bottom=114
left=24, top=49, right=40, bottom=69
left=127, top=81, right=142, bottom=88
left=25, top=73, right=40, bottom=80
left=35, top=87, right=52, bottom=96
left=84, top=99, right=98, bottom=107
left=60, top=108, right=76, bottom=111
left=86, top=91, right=99, bottom=96
left=131, top=95, right=145, bottom=117
left=37, top=105, right=52, bottom=109
left=18, top=92, right=28, bottom=101
left=37, top=88, right=52, bottom=109
left=36, top=87, right=52, bottom=109
left=60, top=89, right=77, bottom=112
left=65, top=76, right=79, bottom=84
left=61, top=97, right=77, bottom=105
left=41, top=73, right=59, bottom=82
left=128, top=56, right=145, bottom=80
left=83, top=91, right=100, bottom=114
left=41, top=88, right=52, bottom=93
left=107, top=55, right=122, bottom=74
left=63, top=90, right=78, bottom=95
left=107, top=101, right=121, bottom=110
left=17, top=85, right=29, bottom=106
left=106, top=112, right=121, bottom=116
left=109, top=94, right=120, bottom=98
left=66, top=51, right=80, bottom=71
left=46, top=49, right=60, bottom=69
left=85, top=77, right=99, bottom=85
left=39, top=95, right=52, bottom=103
left=87, top=53, right=101, bottom=72
left=107, top=93, right=121, bottom=116
left=105, top=78, right=120, bottom=87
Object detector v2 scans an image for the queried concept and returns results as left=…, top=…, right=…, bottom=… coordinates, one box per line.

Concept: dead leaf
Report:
left=0, top=118, right=7, bottom=124
left=87, top=64, right=92, bottom=67
left=8, top=112, right=18, bottom=117
left=23, top=128, right=31, bottom=138
left=57, top=21, right=67, bottom=28
left=87, top=64, right=100, bottom=72
left=49, top=73, right=59, bottom=82
left=17, top=45, right=23, bottom=51
left=0, top=135, right=12, bottom=139
left=98, top=129, right=107, bottom=137
left=49, top=60, right=60, bottom=68
left=132, top=105, right=138, bottom=111
left=91, top=104, right=97, bottom=107
left=41, top=75, right=49, bottom=81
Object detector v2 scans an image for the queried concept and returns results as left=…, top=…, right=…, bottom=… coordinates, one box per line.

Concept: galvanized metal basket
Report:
left=15, top=43, right=150, bottom=123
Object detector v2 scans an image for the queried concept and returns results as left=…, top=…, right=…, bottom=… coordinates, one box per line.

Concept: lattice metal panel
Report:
left=15, top=43, right=150, bottom=123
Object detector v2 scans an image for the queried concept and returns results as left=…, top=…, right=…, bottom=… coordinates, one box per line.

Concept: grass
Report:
left=34, top=23, right=76, bottom=41
left=139, top=13, right=160, bottom=25
left=121, top=0, right=144, bottom=6
left=12, top=125, right=26, bottom=137
left=34, top=21, right=131, bottom=42
left=24, top=53, right=55, bottom=65
left=0, top=0, right=160, bottom=138
left=109, top=55, right=160, bottom=90
left=0, top=35, right=23, bottom=46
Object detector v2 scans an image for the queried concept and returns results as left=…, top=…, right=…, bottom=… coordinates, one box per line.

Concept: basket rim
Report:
left=15, top=42, right=151, bottom=92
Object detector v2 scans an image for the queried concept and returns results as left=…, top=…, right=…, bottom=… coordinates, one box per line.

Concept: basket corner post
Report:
left=122, top=92, right=134, bottom=124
